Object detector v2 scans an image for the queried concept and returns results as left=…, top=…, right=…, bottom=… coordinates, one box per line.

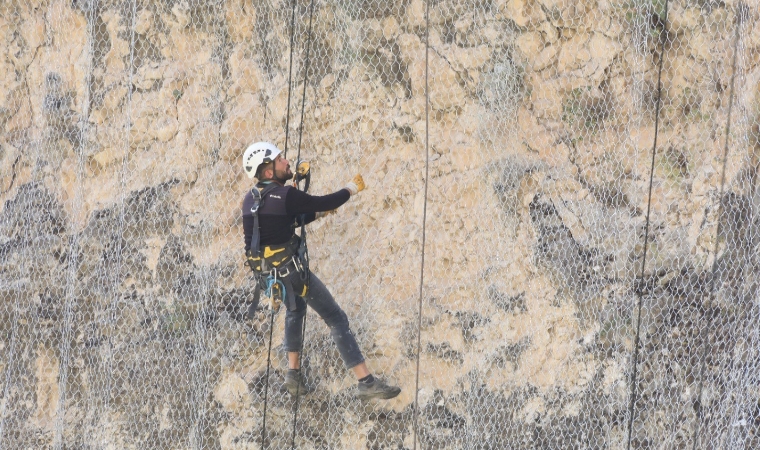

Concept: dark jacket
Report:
left=242, top=183, right=350, bottom=251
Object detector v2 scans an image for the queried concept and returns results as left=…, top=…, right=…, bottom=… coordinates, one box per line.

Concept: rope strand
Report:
left=626, top=1, right=670, bottom=448
left=259, top=306, right=277, bottom=450
left=282, top=0, right=299, bottom=157
left=412, top=0, right=431, bottom=448
left=290, top=0, right=316, bottom=446
left=260, top=0, right=301, bottom=446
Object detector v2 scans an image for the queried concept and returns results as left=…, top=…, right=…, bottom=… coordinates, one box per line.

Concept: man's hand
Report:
left=344, top=174, right=365, bottom=196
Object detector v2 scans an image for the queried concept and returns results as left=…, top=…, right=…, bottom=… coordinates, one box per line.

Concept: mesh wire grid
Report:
left=1, top=0, right=760, bottom=449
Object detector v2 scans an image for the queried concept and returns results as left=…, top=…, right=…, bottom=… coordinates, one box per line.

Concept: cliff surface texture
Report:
left=2, top=0, right=760, bottom=448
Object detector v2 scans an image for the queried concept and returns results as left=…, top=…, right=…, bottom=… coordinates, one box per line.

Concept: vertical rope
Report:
left=290, top=1, right=316, bottom=446
left=294, top=0, right=314, bottom=167
left=289, top=316, right=308, bottom=449
left=259, top=308, right=277, bottom=450
left=412, top=0, right=431, bottom=448
left=691, top=5, right=745, bottom=449
left=625, top=1, right=670, bottom=448
left=260, top=0, right=301, bottom=446
left=282, top=0, right=299, bottom=157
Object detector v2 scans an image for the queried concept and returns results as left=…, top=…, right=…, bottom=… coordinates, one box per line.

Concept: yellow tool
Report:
left=269, top=284, right=282, bottom=312
left=352, top=174, right=365, bottom=192
left=296, top=160, right=310, bottom=177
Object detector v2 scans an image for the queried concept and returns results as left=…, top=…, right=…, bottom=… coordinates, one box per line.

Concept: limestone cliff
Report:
left=2, top=0, right=760, bottom=448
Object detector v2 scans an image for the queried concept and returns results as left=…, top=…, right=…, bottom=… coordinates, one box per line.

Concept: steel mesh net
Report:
left=1, top=0, right=760, bottom=448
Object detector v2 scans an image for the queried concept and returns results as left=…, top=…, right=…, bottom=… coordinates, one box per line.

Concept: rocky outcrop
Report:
left=1, top=0, right=760, bottom=448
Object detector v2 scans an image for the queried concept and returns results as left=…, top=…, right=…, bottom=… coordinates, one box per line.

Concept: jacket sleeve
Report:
left=285, top=188, right=350, bottom=215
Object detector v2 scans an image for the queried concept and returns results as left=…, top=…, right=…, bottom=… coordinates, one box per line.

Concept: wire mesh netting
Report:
left=2, top=0, right=760, bottom=448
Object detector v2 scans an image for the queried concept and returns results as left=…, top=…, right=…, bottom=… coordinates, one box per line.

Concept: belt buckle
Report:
left=292, top=255, right=304, bottom=273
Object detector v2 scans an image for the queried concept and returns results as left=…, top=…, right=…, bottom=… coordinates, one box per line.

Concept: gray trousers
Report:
left=282, top=271, right=365, bottom=369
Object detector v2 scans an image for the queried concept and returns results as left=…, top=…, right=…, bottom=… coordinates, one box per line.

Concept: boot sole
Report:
left=357, top=387, right=401, bottom=401
left=283, top=383, right=313, bottom=396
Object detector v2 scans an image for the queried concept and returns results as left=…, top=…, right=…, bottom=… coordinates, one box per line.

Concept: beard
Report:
left=273, top=166, right=292, bottom=183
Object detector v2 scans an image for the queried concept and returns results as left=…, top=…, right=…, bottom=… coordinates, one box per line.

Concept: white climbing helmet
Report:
left=242, top=141, right=281, bottom=179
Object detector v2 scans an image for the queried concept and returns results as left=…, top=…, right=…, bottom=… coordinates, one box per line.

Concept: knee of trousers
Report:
left=289, top=296, right=307, bottom=314
left=325, top=308, right=350, bottom=331
left=284, top=301, right=307, bottom=325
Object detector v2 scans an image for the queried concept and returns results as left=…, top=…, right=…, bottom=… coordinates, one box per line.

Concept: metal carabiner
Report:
left=250, top=186, right=262, bottom=214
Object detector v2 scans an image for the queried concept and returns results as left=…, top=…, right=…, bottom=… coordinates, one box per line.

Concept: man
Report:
left=241, top=141, right=400, bottom=401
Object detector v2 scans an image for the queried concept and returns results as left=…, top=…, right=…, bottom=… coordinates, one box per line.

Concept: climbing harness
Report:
left=246, top=188, right=309, bottom=311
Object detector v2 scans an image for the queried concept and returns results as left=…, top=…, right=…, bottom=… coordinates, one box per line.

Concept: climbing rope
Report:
left=289, top=0, right=316, bottom=447
left=411, top=0, right=431, bottom=448
left=259, top=0, right=301, bottom=446
left=257, top=0, right=316, bottom=447
left=259, top=294, right=278, bottom=449
left=282, top=0, right=299, bottom=158
left=691, top=6, right=745, bottom=449
left=625, top=1, right=670, bottom=448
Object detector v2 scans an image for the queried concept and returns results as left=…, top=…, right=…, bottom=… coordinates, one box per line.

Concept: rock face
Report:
left=1, top=0, right=760, bottom=448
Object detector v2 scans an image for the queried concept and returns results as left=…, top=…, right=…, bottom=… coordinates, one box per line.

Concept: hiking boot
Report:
left=283, top=370, right=313, bottom=396
left=357, top=378, right=401, bottom=401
